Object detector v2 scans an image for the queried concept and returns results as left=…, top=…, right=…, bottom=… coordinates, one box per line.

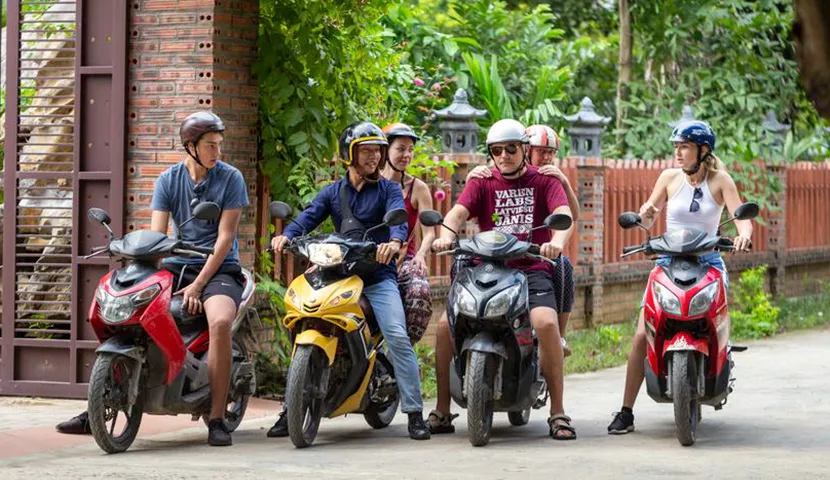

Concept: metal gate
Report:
left=1, top=0, right=127, bottom=398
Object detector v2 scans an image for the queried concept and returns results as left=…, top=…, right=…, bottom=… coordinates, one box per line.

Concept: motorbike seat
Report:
left=171, top=295, right=208, bottom=331
left=358, top=294, right=380, bottom=335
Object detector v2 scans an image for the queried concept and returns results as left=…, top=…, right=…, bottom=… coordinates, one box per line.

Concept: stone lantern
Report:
left=564, top=97, right=610, bottom=157
left=431, top=88, right=488, bottom=154
left=669, top=104, right=697, bottom=128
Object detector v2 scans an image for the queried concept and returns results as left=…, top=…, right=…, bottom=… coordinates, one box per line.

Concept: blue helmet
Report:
left=670, top=120, right=716, bottom=152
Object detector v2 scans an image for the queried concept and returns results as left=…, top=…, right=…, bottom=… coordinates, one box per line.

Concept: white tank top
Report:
left=666, top=172, right=724, bottom=237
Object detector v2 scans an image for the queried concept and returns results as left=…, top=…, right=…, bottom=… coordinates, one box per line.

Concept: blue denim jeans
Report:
left=364, top=278, right=424, bottom=413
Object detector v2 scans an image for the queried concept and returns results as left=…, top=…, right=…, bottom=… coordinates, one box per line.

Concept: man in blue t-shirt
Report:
left=56, top=112, right=249, bottom=447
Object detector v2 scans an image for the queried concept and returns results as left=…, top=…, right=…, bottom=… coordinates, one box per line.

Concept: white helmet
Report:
left=486, top=119, right=527, bottom=145
left=525, top=124, right=560, bottom=151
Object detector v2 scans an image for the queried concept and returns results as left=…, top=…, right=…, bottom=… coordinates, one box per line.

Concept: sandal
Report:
left=548, top=414, right=577, bottom=441
left=427, top=409, right=459, bottom=434
left=561, top=337, right=573, bottom=358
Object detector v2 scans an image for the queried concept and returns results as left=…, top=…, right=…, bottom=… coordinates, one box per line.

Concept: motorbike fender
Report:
left=662, top=332, right=709, bottom=357
left=95, top=337, right=145, bottom=406
left=293, top=330, right=339, bottom=366
left=96, top=336, right=146, bottom=363
left=460, top=332, right=507, bottom=359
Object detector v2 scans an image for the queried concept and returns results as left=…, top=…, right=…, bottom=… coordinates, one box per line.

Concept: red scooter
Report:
left=84, top=202, right=259, bottom=453
left=617, top=202, right=759, bottom=446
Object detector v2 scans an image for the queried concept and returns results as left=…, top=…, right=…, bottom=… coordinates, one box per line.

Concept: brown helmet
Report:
left=180, top=111, right=225, bottom=167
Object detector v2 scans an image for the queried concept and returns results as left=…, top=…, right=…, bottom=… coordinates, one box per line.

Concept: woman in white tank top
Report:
left=607, top=120, right=755, bottom=436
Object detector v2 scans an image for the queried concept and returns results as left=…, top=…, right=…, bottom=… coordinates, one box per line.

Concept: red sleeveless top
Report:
left=404, top=180, right=418, bottom=257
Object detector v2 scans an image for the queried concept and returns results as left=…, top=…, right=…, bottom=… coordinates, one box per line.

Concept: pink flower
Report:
left=413, top=78, right=425, bottom=87
left=434, top=189, right=446, bottom=202
left=432, top=83, right=441, bottom=91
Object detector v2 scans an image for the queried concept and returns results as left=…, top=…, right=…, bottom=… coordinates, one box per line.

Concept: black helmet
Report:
left=180, top=111, right=225, bottom=148
left=338, top=121, right=388, bottom=166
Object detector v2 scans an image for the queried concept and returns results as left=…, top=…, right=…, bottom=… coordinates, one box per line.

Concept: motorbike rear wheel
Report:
left=287, top=345, right=327, bottom=448
left=672, top=351, right=699, bottom=446
left=88, top=354, right=145, bottom=454
left=507, top=409, right=531, bottom=426
left=467, top=351, right=496, bottom=447
left=364, top=356, right=399, bottom=429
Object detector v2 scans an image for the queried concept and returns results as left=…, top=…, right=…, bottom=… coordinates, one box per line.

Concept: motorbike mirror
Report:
left=384, top=208, right=409, bottom=227
left=618, top=212, right=643, bottom=229
left=419, top=210, right=444, bottom=227
left=88, top=207, right=111, bottom=226
left=193, top=201, right=221, bottom=222
left=544, top=213, right=573, bottom=231
left=270, top=201, right=293, bottom=219
left=734, top=202, right=760, bottom=220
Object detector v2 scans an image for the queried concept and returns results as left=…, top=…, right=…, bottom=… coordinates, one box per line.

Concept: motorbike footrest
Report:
left=730, top=345, right=748, bottom=352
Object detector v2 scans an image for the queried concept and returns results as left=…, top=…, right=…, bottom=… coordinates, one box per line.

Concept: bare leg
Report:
left=434, top=311, right=453, bottom=414
left=622, top=310, right=648, bottom=408
left=204, top=296, right=236, bottom=420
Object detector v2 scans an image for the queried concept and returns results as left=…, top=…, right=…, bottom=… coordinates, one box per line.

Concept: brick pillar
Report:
left=576, top=158, right=607, bottom=327
left=126, top=0, right=259, bottom=269
left=766, top=163, right=787, bottom=297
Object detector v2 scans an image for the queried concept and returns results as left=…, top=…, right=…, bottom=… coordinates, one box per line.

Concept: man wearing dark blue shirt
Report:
left=270, top=121, right=431, bottom=441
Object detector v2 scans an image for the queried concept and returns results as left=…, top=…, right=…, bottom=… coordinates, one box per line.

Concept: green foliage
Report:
left=731, top=265, right=780, bottom=339
left=256, top=0, right=402, bottom=207
left=415, top=343, right=437, bottom=399
left=775, top=282, right=830, bottom=332
left=565, top=321, right=637, bottom=375
left=252, top=240, right=292, bottom=397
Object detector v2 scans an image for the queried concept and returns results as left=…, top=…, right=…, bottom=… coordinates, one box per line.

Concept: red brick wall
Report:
left=126, top=0, right=259, bottom=268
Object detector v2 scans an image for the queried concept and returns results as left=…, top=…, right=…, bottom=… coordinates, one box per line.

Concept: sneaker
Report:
left=56, top=411, right=91, bottom=435
left=607, top=409, right=635, bottom=435
left=207, top=418, right=233, bottom=446
left=407, top=412, right=431, bottom=440
left=266, top=410, right=288, bottom=438
left=561, top=337, right=573, bottom=358
left=426, top=409, right=458, bottom=434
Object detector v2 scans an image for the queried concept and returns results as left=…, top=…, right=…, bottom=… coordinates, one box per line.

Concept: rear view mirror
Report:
left=88, top=207, right=111, bottom=226
left=734, top=202, right=759, bottom=220
left=384, top=208, right=409, bottom=226
left=193, top=202, right=221, bottom=222
left=544, top=213, right=572, bottom=231
left=270, top=201, right=293, bottom=219
left=419, top=210, right=444, bottom=227
left=618, top=212, right=642, bottom=229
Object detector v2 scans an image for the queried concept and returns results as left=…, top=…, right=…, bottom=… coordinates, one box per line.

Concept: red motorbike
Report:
left=617, top=201, right=758, bottom=446
left=84, top=202, right=259, bottom=453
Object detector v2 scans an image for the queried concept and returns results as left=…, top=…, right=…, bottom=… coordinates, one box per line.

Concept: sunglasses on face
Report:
left=489, top=144, right=520, bottom=157
left=689, top=187, right=703, bottom=213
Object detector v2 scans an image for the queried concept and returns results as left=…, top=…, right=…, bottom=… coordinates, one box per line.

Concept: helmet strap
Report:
left=682, top=148, right=710, bottom=176
left=185, top=140, right=212, bottom=170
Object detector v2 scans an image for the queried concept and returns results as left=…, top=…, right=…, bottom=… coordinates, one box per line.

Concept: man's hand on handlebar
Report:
left=540, top=241, right=563, bottom=260
left=376, top=241, right=401, bottom=264
left=432, top=236, right=455, bottom=253
left=271, top=235, right=290, bottom=253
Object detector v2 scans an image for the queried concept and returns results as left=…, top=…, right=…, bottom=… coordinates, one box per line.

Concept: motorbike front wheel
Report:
left=466, top=351, right=496, bottom=447
left=88, top=354, right=145, bottom=454
left=287, top=345, right=327, bottom=448
left=672, top=351, right=699, bottom=446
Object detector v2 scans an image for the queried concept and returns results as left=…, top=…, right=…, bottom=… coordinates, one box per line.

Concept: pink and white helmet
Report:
left=525, top=124, right=560, bottom=151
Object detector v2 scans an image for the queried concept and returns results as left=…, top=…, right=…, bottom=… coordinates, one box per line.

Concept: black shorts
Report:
left=526, top=270, right=558, bottom=312
left=551, top=255, right=575, bottom=314
left=164, top=263, right=245, bottom=308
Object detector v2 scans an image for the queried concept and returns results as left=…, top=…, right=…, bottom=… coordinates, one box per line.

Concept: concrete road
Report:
left=1, top=328, right=828, bottom=479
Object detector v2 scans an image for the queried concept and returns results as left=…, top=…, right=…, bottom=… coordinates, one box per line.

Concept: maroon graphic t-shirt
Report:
left=457, top=165, right=568, bottom=275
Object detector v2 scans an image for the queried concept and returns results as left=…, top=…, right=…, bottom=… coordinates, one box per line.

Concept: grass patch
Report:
left=564, top=321, right=636, bottom=375
left=773, top=292, right=830, bottom=333
left=416, top=343, right=437, bottom=399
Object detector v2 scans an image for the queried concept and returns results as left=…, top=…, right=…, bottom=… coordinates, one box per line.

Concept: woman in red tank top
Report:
left=381, top=123, right=435, bottom=345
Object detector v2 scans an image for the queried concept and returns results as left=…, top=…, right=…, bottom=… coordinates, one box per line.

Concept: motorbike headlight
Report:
left=689, top=281, right=719, bottom=317
left=307, top=243, right=345, bottom=267
left=96, top=284, right=161, bottom=324
left=652, top=281, right=681, bottom=316
left=452, top=285, right=477, bottom=318
left=484, top=283, right=523, bottom=319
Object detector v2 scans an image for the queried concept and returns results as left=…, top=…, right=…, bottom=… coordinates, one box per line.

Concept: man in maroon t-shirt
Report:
left=427, top=119, right=577, bottom=440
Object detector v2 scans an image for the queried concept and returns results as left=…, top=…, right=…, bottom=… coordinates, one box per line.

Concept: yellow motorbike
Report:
left=270, top=201, right=409, bottom=448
